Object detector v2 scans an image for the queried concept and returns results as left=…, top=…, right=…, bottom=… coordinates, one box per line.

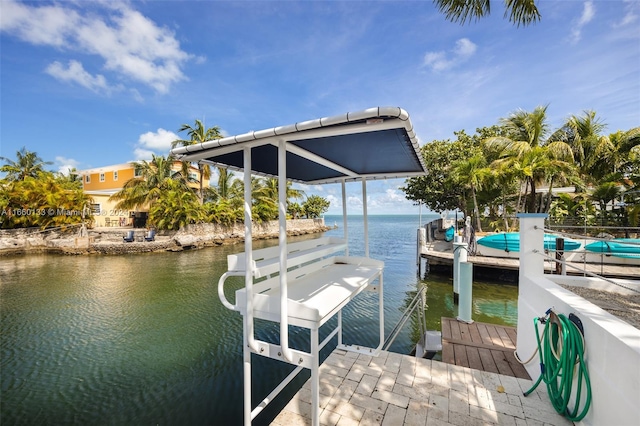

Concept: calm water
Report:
left=1, top=215, right=517, bottom=425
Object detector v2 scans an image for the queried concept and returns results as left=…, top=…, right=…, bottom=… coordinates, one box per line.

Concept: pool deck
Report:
left=271, top=348, right=572, bottom=426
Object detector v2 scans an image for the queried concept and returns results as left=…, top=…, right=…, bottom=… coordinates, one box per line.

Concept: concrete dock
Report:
left=272, top=349, right=572, bottom=426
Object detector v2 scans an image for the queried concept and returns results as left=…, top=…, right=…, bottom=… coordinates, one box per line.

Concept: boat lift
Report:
left=171, top=107, right=426, bottom=426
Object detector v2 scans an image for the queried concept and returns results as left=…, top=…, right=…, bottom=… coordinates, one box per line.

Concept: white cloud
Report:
left=347, top=195, right=363, bottom=208
left=0, top=0, right=193, bottom=95
left=326, top=194, right=341, bottom=209
left=454, top=38, right=477, bottom=57
left=133, top=147, right=155, bottom=161
left=137, top=128, right=180, bottom=153
left=45, top=60, right=120, bottom=94
left=423, top=38, right=477, bottom=72
left=0, top=0, right=79, bottom=47
left=614, top=0, right=639, bottom=27
left=55, top=156, right=81, bottom=175
left=571, top=1, right=595, bottom=43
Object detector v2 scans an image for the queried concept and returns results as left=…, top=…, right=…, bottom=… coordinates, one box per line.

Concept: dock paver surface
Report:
left=271, top=349, right=573, bottom=426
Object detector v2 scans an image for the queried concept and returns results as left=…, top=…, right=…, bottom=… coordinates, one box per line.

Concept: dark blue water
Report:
left=1, top=215, right=517, bottom=425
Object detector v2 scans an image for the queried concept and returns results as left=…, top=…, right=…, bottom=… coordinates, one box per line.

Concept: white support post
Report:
left=278, top=140, right=294, bottom=363
left=243, top=147, right=257, bottom=426
left=378, top=274, right=384, bottom=351
left=310, top=328, right=320, bottom=426
left=457, top=262, right=473, bottom=323
left=452, top=236, right=468, bottom=303
left=362, top=178, right=369, bottom=258
left=518, top=213, right=547, bottom=279
left=341, top=179, right=348, bottom=256
left=337, top=310, right=343, bottom=347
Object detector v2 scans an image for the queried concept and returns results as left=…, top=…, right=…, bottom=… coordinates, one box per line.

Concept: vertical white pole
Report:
left=457, top=262, right=473, bottom=323
left=341, top=179, right=348, bottom=256
left=337, top=310, right=343, bottom=347
left=310, top=328, right=320, bottom=426
left=378, top=274, right=384, bottom=351
left=519, top=213, right=546, bottom=278
left=278, top=140, right=293, bottom=363
left=362, top=178, right=369, bottom=258
left=452, top=237, right=468, bottom=303
left=339, top=179, right=347, bottom=347
left=243, top=147, right=254, bottom=426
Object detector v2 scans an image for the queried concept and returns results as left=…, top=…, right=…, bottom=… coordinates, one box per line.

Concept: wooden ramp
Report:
left=441, top=317, right=531, bottom=380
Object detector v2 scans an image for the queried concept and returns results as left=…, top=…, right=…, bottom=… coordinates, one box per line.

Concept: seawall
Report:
left=0, top=218, right=331, bottom=256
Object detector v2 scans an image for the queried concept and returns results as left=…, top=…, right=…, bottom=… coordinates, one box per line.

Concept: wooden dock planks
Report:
left=441, top=317, right=530, bottom=379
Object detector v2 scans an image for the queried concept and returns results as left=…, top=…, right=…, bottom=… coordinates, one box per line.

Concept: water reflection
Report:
left=1, top=216, right=518, bottom=425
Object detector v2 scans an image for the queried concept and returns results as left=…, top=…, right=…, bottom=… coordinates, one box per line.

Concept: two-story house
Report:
left=76, top=162, right=201, bottom=228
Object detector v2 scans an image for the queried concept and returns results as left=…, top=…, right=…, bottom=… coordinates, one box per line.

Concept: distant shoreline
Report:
left=0, top=219, right=331, bottom=256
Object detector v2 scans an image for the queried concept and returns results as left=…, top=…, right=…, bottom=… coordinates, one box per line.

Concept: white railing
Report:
left=517, top=214, right=640, bottom=426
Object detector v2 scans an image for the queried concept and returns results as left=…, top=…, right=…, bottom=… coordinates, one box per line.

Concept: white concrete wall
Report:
left=517, top=214, right=640, bottom=426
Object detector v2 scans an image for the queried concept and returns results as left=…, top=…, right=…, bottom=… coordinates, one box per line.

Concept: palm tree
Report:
left=109, top=155, right=188, bottom=211
left=173, top=119, right=223, bottom=204
left=1, top=147, right=53, bottom=181
left=213, top=167, right=241, bottom=201
left=149, top=179, right=204, bottom=230
left=489, top=159, right=519, bottom=231
left=433, top=0, right=541, bottom=27
left=485, top=106, right=573, bottom=213
left=262, top=178, right=306, bottom=208
left=251, top=177, right=278, bottom=221
left=603, top=127, right=640, bottom=180
left=451, top=154, right=491, bottom=232
left=590, top=175, right=625, bottom=225
left=1, top=172, right=91, bottom=229
left=561, top=110, right=608, bottom=184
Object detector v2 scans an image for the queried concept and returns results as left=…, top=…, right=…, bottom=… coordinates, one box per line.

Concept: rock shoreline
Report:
left=0, top=219, right=331, bottom=256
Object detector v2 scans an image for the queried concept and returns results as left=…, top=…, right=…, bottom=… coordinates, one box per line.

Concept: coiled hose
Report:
left=523, top=309, right=592, bottom=422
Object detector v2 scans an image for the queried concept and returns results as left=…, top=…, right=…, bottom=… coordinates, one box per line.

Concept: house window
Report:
left=134, top=168, right=142, bottom=178
left=113, top=171, right=118, bottom=181
left=90, top=204, right=101, bottom=214
left=99, top=173, right=105, bottom=182
left=85, top=175, right=91, bottom=183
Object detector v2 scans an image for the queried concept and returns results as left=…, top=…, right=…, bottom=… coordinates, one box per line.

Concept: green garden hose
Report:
left=523, top=309, right=592, bottom=422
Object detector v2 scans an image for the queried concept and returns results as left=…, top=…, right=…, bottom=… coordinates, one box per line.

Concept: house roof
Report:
left=170, top=107, right=426, bottom=184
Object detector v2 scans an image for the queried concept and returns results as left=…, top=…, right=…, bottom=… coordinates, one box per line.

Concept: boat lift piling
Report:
left=456, top=261, right=474, bottom=323
left=452, top=235, right=468, bottom=304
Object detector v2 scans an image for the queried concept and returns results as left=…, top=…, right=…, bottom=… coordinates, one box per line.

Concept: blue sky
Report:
left=1, top=0, right=639, bottom=215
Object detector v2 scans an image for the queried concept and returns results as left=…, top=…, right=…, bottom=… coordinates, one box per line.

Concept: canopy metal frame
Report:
left=171, top=107, right=426, bottom=425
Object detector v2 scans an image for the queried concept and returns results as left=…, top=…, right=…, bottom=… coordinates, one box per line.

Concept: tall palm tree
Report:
left=485, top=106, right=573, bottom=212
left=433, top=0, right=541, bottom=27
left=251, top=177, right=277, bottom=221
left=262, top=178, right=306, bottom=208
left=173, top=119, right=223, bottom=204
left=149, top=179, right=204, bottom=230
left=109, top=155, right=188, bottom=211
left=602, top=127, right=640, bottom=180
left=451, top=154, right=491, bottom=232
left=561, top=110, right=608, bottom=184
left=214, top=167, right=241, bottom=201
left=1, top=147, right=53, bottom=181
left=489, top=159, right=518, bottom=231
